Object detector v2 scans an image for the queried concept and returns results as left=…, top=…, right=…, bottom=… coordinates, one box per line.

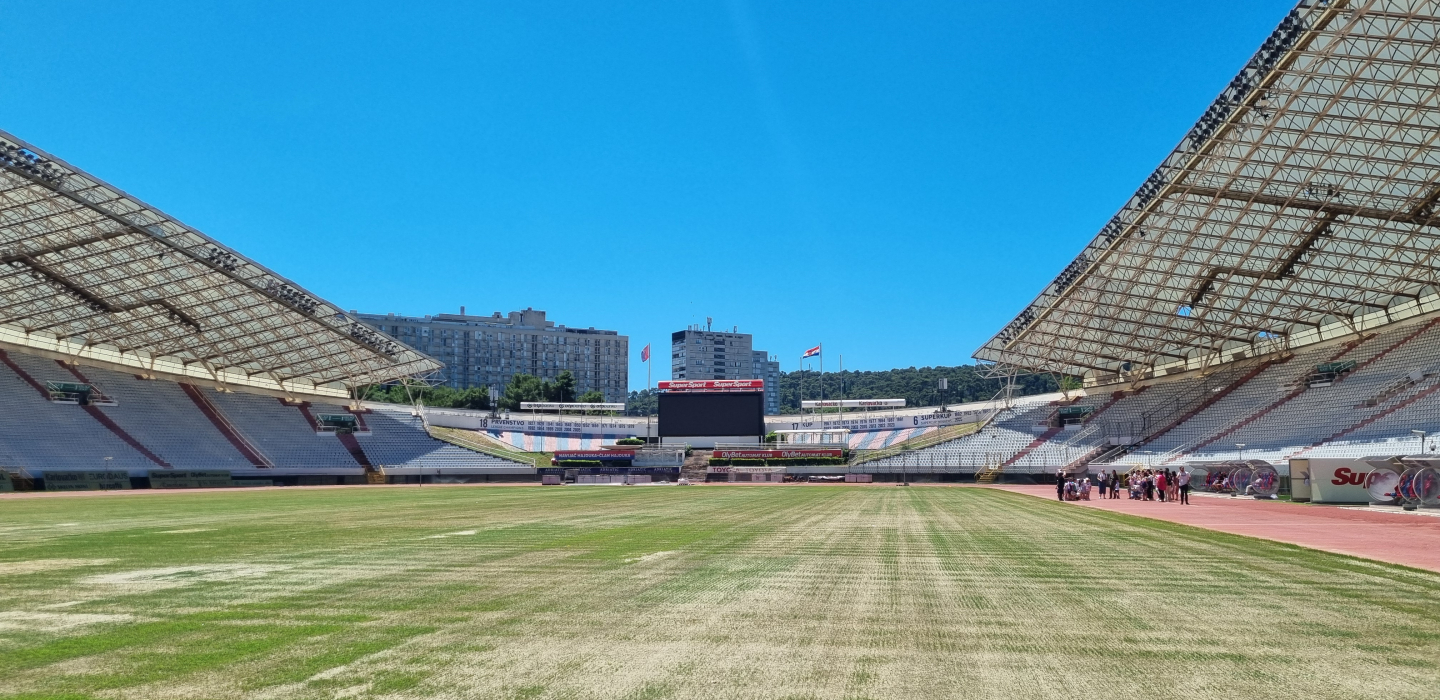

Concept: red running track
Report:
left=991, top=484, right=1440, bottom=573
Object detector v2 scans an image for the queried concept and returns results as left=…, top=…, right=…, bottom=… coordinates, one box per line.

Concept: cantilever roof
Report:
left=0, top=130, right=441, bottom=394
left=975, top=0, right=1440, bottom=378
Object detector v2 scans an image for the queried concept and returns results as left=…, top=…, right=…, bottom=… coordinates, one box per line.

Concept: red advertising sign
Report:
left=713, top=449, right=843, bottom=459
left=657, top=379, right=765, bottom=392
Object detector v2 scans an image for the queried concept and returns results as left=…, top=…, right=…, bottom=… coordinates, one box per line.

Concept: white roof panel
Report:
left=0, top=129, right=441, bottom=394
left=976, top=0, right=1440, bottom=378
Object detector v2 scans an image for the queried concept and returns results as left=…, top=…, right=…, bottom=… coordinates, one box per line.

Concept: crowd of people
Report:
left=1056, top=468, right=1191, bottom=505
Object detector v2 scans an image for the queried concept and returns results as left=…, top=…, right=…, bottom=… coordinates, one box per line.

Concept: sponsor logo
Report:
left=1330, top=467, right=1370, bottom=486
left=713, top=449, right=843, bottom=459
left=657, top=379, right=764, bottom=391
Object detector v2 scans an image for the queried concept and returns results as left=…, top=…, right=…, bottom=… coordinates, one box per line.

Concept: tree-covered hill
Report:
left=624, top=365, right=1065, bottom=415
left=776, top=365, right=1062, bottom=413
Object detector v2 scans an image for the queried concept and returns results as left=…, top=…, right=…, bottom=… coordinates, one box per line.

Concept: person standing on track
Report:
left=1178, top=467, right=1191, bottom=505
left=1057, top=475, right=1065, bottom=501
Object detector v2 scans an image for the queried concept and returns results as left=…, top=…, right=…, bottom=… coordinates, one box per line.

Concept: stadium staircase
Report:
left=1165, top=327, right=1420, bottom=463
left=1365, top=369, right=1433, bottom=407
left=293, top=400, right=375, bottom=471
left=0, top=349, right=49, bottom=396
left=1292, top=379, right=1440, bottom=459
left=1094, top=357, right=1278, bottom=465
left=61, top=362, right=172, bottom=469
left=1000, top=426, right=1063, bottom=467
left=683, top=450, right=710, bottom=481
left=1025, top=391, right=1130, bottom=468
left=345, top=406, right=372, bottom=433
left=179, top=383, right=275, bottom=467
left=975, top=463, right=1003, bottom=483
left=0, top=350, right=173, bottom=469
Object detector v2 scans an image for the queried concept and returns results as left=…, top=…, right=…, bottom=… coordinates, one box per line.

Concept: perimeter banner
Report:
left=658, top=379, right=764, bottom=391
left=484, top=418, right=643, bottom=435
left=149, top=470, right=235, bottom=489
left=713, top=449, right=844, bottom=459
left=42, top=471, right=132, bottom=491
left=768, top=410, right=981, bottom=433
left=519, top=402, right=627, bottom=411
left=553, top=450, right=636, bottom=461
left=801, top=399, right=906, bottom=408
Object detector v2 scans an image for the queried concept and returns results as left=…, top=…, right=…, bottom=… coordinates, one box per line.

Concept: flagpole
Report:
left=646, top=343, right=652, bottom=443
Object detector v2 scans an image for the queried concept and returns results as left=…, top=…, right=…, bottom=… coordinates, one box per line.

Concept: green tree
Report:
left=355, top=383, right=490, bottom=410
left=498, top=374, right=547, bottom=410
left=778, top=365, right=1066, bottom=413
left=546, top=371, right=577, bottom=403
left=625, top=389, right=658, bottom=416
left=577, top=389, right=605, bottom=403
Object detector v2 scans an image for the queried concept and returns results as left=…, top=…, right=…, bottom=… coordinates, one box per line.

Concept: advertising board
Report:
left=148, top=470, right=235, bottom=489
left=1306, top=459, right=1390, bottom=504
left=42, top=471, right=132, bottom=491
left=553, top=450, right=635, bottom=462
left=519, top=402, right=627, bottom=411
left=484, top=418, right=642, bottom=436
left=658, top=379, right=764, bottom=392
left=712, top=449, right=844, bottom=459
left=801, top=399, right=906, bottom=408
left=768, top=410, right=977, bottom=433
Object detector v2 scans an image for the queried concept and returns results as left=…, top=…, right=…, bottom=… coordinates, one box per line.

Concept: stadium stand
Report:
left=866, top=4, right=1440, bottom=477
left=354, top=405, right=525, bottom=469
left=62, top=364, right=256, bottom=470
left=0, top=351, right=156, bottom=471
left=204, top=391, right=356, bottom=469
left=10, top=3, right=1440, bottom=484
left=0, top=127, right=535, bottom=484
left=858, top=312, right=1440, bottom=474
left=0, top=348, right=531, bottom=476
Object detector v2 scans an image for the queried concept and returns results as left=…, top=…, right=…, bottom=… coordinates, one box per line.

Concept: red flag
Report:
left=641, top=344, right=651, bottom=361
left=802, top=344, right=821, bottom=359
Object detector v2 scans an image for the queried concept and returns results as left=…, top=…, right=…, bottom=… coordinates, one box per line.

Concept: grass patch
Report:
left=0, top=486, right=1437, bottom=699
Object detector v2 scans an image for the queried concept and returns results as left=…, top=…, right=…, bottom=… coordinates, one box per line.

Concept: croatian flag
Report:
left=802, top=344, right=821, bottom=359
left=641, top=344, right=651, bottom=361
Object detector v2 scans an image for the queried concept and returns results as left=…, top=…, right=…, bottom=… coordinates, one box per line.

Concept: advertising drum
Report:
left=1396, top=468, right=1421, bottom=505
left=1250, top=464, right=1280, bottom=498
left=1187, top=467, right=1211, bottom=492
left=1201, top=467, right=1230, bottom=493
left=1365, top=468, right=1402, bottom=505
left=1413, top=467, right=1440, bottom=507
left=1230, top=467, right=1255, bottom=496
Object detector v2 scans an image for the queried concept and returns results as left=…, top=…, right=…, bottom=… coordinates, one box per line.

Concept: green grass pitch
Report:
left=1, top=485, right=1437, bottom=699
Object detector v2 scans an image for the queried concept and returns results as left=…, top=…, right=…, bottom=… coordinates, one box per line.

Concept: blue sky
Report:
left=1, top=0, right=1297, bottom=388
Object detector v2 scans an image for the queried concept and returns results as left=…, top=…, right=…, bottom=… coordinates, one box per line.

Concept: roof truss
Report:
left=976, top=0, right=1440, bottom=377
left=0, top=130, right=442, bottom=392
